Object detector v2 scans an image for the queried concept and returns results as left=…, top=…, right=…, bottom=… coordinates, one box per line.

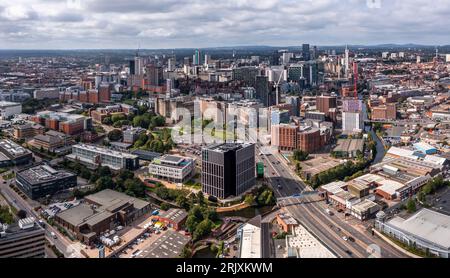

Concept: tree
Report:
left=193, top=219, right=213, bottom=241
left=160, top=202, right=170, bottom=211
left=293, top=150, right=309, bottom=161
left=111, top=113, right=126, bottom=123
left=180, top=246, right=192, bottom=258
left=108, top=129, right=123, bottom=141
left=176, top=195, right=190, bottom=211
left=244, top=194, right=255, bottom=205
left=102, top=117, right=113, bottom=125
left=96, top=176, right=115, bottom=191
left=98, top=166, right=112, bottom=177
left=406, top=199, right=417, bottom=213
left=186, top=215, right=199, bottom=233
left=196, top=191, right=205, bottom=206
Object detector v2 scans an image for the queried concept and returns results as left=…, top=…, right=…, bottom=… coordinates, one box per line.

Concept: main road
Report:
left=255, top=143, right=407, bottom=258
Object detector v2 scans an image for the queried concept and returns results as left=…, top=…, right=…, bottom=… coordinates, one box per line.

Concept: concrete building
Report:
left=202, top=143, right=256, bottom=199
left=316, top=95, right=337, bottom=115
left=31, top=111, right=91, bottom=135
left=298, top=127, right=322, bottom=154
left=16, top=164, right=77, bottom=200
left=123, top=127, right=146, bottom=144
left=376, top=209, right=450, bottom=258
left=0, top=139, right=33, bottom=167
left=149, top=155, right=195, bottom=183
left=271, top=124, right=299, bottom=151
left=342, top=111, right=364, bottom=134
left=0, top=218, right=45, bottom=258
left=0, top=101, right=22, bottom=120
left=33, top=88, right=60, bottom=100
left=67, top=144, right=139, bottom=171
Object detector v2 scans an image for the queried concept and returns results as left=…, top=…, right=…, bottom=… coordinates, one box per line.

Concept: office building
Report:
left=67, top=144, right=139, bottom=171
left=149, top=155, right=195, bottom=183
left=255, top=75, right=271, bottom=107
left=33, top=88, right=60, bottom=100
left=0, top=218, right=45, bottom=258
left=271, top=124, right=299, bottom=151
left=286, top=96, right=300, bottom=117
left=316, top=95, right=337, bottom=115
left=302, top=44, right=310, bottom=61
left=202, top=143, right=256, bottom=199
left=298, top=127, right=322, bottom=154
left=0, top=139, right=33, bottom=167
left=16, top=164, right=77, bottom=200
left=0, top=101, right=22, bottom=120
left=31, top=111, right=91, bottom=135
left=123, top=127, right=146, bottom=144
left=232, top=67, right=259, bottom=87
left=13, top=124, right=44, bottom=140
left=271, top=108, right=290, bottom=125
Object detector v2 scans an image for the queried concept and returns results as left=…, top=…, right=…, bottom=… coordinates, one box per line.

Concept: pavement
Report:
left=255, top=142, right=409, bottom=258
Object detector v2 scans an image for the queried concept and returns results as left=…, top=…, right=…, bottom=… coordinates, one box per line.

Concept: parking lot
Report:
left=428, top=187, right=450, bottom=215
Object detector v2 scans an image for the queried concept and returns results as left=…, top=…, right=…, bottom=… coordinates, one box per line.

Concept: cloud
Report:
left=0, top=0, right=448, bottom=49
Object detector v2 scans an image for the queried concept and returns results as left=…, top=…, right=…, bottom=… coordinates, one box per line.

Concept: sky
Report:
left=0, top=0, right=449, bottom=49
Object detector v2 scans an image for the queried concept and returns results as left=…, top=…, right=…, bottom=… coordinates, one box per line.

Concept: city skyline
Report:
left=1, top=0, right=450, bottom=49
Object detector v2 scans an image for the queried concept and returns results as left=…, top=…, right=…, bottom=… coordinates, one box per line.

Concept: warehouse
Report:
left=376, top=209, right=450, bottom=258
left=332, top=139, right=364, bottom=158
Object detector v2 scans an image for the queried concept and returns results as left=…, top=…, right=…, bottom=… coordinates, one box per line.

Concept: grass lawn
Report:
left=2, top=172, right=15, bottom=180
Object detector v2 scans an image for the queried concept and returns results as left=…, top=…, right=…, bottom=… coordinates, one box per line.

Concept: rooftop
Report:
left=158, top=209, right=188, bottom=224
left=205, top=142, right=254, bottom=153
left=137, top=230, right=190, bottom=258
left=72, top=144, right=138, bottom=159
left=84, top=189, right=149, bottom=211
left=17, top=165, right=76, bottom=185
left=0, top=139, right=32, bottom=158
left=387, top=209, right=450, bottom=249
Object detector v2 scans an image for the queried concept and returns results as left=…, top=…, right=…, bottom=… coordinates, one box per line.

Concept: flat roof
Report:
left=205, top=142, right=254, bottom=153
left=84, top=189, right=149, bottom=211
left=239, top=221, right=261, bottom=258
left=72, top=144, right=138, bottom=159
left=0, top=139, right=32, bottom=158
left=352, top=199, right=379, bottom=213
left=376, top=179, right=406, bottom=195
left=56, top=203, right=97, bottom=227
left=334, top=139, right=364, bottom=153
left=387, top=209, right=450, bottom=249
left=138, top=230, right=190, bottom=258
left=17, top=165, right=75, bottom=185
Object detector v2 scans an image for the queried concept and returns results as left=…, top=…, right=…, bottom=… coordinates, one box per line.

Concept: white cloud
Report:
left=0, top=0, right=448, bottom=49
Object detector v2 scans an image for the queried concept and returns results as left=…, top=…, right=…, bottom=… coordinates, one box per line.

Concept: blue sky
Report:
left=0, top=0, right=449, bottom=49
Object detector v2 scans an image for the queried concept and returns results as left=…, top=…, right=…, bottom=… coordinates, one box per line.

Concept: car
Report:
left=343, top=236, right=348, bottom=241
left=348, top=237, right=355, bottom=242
left=277, top=184, right=282, bottom=189
left=345, top=250, right=352, bottom=256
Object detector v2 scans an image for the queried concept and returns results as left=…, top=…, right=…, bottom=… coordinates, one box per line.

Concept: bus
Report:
left=257, top=162, right=264, bottom=179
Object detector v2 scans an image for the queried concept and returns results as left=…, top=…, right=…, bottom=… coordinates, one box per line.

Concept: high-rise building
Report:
left=302, top=44, right=310, bottom=61
left=193, top=50, right=201, bottom=65
left=167, top=57, right=176, bottom=72
left=255, top=75, right=271, bottom=107
left=202, top=143, right=256, bottom=199
left=286, top=96, right=300, bottom=117
left=232, top=67, right=259, bottom=87
left=146, top=64, right=164, bottom=87
left=271, top=51, right=280, bottom=66
left=134, top=56, right=144, bottom=76
left=204, top=54, right=211, bottom=66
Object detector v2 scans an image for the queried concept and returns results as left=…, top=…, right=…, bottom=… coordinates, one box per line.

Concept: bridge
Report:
left=277, top=191, right=326, bottom=207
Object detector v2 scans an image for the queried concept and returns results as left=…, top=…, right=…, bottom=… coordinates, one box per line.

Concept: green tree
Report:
left=108, top=129, right=123, bottom=141
left=185, top=215, right=199, bottom=233
left=293, top=149, right=309, bottom=161
left=244, top=194, right=255, bottom=205
left=193, top=219, right=213, bottom=241
left=102, top=117, right=113, bottom=125
left=160, top=202, right=170, bottom=211
left=406, top=199, right=417, bottom=213
left=96, top=176, right=115, bottom=191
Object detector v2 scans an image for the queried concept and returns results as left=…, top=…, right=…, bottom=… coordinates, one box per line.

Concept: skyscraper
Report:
left=202, top=143, right=256, bottom=199
left=193, top=50, right=201, bottom=65
left=302, top=44, right=310, bottom=61
left=255, top=75, right=271, bottom=107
